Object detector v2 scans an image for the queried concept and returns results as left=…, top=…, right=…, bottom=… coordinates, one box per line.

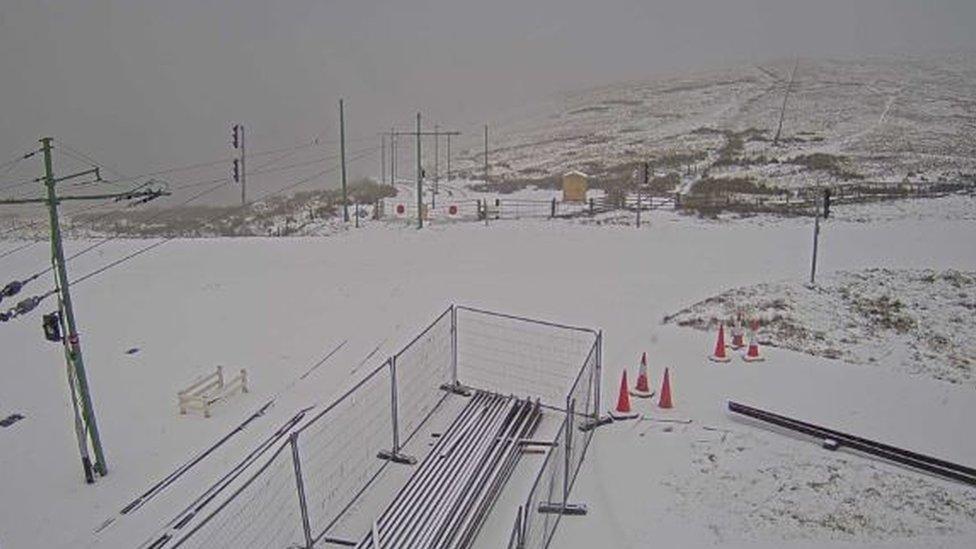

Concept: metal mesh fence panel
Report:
left=393, top=307, right=453, bottom=446
left=565, top=339, right=598, bottom=492
left=297, top=362, right=394, bottom=540
left=520, top=415, right=567, bottom=549
left=456, top=307, right=596, bottom=407
left=172, top=443, right=304, bottom=549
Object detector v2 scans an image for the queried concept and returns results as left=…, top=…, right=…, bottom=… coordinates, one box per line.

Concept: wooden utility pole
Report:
left=381, top=134, right=386, bottom=185
left=484, top=124, right=489, bottom=185
left=339, top=99, right=348, bottom=222
left=0, top=138, right=169, bottom=483
left=446, top=134, right=452, bottom=183
left=390, top=127, right=396, bottom=186
left=416, top=112, right=422, bottom=228
left=773, top=58, right=799, bottom=146
left=433, top=124, right=439, bottom=207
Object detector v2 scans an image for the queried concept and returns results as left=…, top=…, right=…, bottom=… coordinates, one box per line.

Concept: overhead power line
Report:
left=65, top=144, right=379, bottom=290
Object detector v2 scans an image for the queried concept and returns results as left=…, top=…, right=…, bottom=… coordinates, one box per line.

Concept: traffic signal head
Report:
left=823, top=188, right=831, bottom=219
left=231, top=124, right=240, bottom=149
left=233, top=158, right=240, bottom=182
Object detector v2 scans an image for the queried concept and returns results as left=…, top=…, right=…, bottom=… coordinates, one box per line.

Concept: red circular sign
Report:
left=396, top=204, right=405, bottom=215
left=448, top=205, right=458, bottom=215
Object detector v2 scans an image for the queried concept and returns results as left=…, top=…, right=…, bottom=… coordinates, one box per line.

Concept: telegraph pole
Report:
left=0, top=138, right=169, bottom=483
left=390, top=127, right=396, bottom=186
left=42, top=136, right=107, bottom=479
left=774, top=57, right=799, bottom=146
left=433, top=124, right=439, bottom=208
left=416, top=112, right=422, bottom=229
left=389, top=121, right=460, bottom=229
left=381, top=134, right=386, bottom=185
left=340, top=99, right=349, bottom=222
left=446, top=134, right=452, bottom=183
left=484, top=124, right=489, bottom=185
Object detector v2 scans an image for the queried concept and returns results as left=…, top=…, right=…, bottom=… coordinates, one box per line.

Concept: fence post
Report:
left=289, top=432, right=314, bottom=549
left=377, top=355, right=416, bottom=464
left=550, top=198, right=556, bottom=219
left=508, top=505, right=524, bottom=549
left=451, top=305, right=458, bottom=386
left=594, top=331, right=603, bottom=418
left=588, top=198, right=594, bottom=215
left=390, top=356, right=400, bottom=453
left=564, top=401, right=572, bottom=505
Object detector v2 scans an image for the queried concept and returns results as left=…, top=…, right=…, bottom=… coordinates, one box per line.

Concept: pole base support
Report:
left=440, top=382, right=473, bottom=397
left=377, top=450, right=417, bottom=465
left=538, top=502, right=588, bottom=516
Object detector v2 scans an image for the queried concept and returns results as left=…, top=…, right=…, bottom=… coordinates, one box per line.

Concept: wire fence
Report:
left=297, top=363, right=394, bottom=542
left=508, top=333, right=600, bottom=549
left=381, top=196, right=621, bottom=223
left=172, top=442, right=306, bottom=549
left=158, top=304, right=600, bottom=549
left=382, top=178, right=976, bottom=225
left=455, top=306, right=597, bottom=408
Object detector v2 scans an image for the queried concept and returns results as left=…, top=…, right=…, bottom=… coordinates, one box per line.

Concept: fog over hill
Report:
left=453, top=52, right=976, bottom=189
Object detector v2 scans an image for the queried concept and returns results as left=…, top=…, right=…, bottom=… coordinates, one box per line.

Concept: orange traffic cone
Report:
left=709, top=323, right=731, bottom=363
left=658, top=368, right=673, bottom=409
left=730, top=316, right=745, bottom=350
left=742, top=332, right=764, bottom=362
left=610, top=370, right=639, bottom=420
left=630, top=352, right=655, bottom=398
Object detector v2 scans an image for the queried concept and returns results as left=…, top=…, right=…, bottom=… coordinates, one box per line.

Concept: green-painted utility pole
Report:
left=387, top=120, right=459, bottom=229
left=41, top=137, right=107, bottom=478
left=1, top=138, right=169, bottom=483
left=340, top=99, right=349, bottom=222
left=416, top=112, right=423, bottom=229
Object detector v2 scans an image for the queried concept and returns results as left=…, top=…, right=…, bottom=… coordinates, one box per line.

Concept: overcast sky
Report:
left=1, top=0, right=974, bottom=202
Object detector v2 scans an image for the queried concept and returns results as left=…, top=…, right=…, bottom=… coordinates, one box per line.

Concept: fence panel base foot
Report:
left=440, top=382, right=473, bottom=397
left=377, top=450, right=417, bottom=465
left=538, top=502, right=588, bottom=516
left=579, top=416, right=613, bottom=432
left=320, top=536, right=357, bottom=546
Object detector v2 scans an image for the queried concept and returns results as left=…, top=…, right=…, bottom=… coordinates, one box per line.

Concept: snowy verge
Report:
left=663, top=268, right=976, bottom=385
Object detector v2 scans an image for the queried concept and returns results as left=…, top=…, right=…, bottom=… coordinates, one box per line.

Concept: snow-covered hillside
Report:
left=453, top=52, right=976, bottom=191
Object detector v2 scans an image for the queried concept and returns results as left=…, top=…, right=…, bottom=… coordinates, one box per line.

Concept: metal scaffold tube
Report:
left=359, top=392, right=542, bottom=549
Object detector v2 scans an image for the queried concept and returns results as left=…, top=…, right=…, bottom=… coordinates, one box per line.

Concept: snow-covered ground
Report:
left=663, top=268, right=976, bottom=385
left=1, top=194, right=975, bottom=548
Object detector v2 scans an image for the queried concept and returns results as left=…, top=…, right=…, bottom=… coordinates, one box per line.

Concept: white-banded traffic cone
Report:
left=630, top=352, right=655, bottom=398
left=742, top=332, right=764, bottom=362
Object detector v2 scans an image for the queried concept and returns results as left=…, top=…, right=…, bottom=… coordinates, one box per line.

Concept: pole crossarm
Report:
left=54, top=167, right=100, bottom=184
left=0, top=189, right=170, bottom=205
left=391, top=131, right=461, bottom=136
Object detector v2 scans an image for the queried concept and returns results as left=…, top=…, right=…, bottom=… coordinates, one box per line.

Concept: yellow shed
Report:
left=562, top=170, right=589, bottom=202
